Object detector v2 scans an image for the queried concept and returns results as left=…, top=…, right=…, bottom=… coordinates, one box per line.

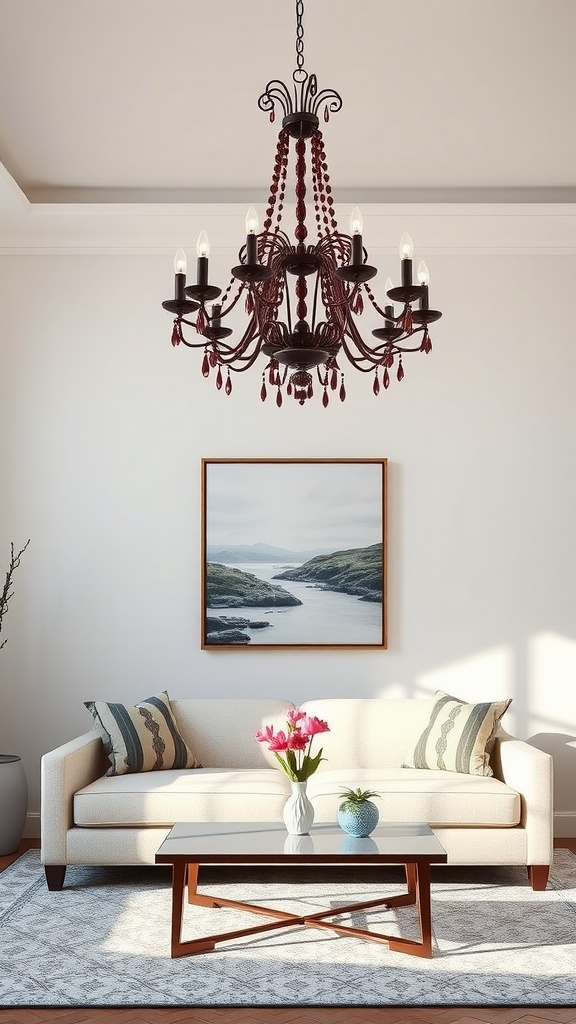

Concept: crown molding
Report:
left=0, top=183, right=575, bottom=257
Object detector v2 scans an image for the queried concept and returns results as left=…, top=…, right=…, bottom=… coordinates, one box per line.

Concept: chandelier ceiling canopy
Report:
left=162, top=0, right=442, bottom=407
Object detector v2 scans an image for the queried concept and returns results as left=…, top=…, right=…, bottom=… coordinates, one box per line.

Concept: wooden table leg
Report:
left=170, top=860, right=187, bottom=958
left=416, top=861, right=432, bottom=955
left=388, top=859, right=433, bottom=958
left=187, top=862, right=220, bottom=907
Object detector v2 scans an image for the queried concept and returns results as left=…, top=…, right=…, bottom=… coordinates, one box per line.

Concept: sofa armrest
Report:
left=492, top=728, right=554, bottom=865
left=41, top=730, right=107, bottom=864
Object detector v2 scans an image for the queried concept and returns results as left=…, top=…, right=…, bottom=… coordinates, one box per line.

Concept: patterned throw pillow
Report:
left=84, top=691, right=202, bottom=776
left=403, top=690, right=512, bottom=777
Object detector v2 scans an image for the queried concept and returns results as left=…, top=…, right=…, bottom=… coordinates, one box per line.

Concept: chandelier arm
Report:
left=217, top=281, right=246, bottom=319
left=212, top=327, right=266, bottom=372
left=310, top=269, right=322, bottom=332
left=344, top=315, right=392, bottom=366
left=364, top=285, right=403, bottom=324
left=258, top=81, right=293, bottom=120
left=310, top=88, right=343, bottom=119
left=176, top=334, right=209, bottom=350
left=339, top=336, right=384, bottom=372
left=216, top=315, right=260, bottom=358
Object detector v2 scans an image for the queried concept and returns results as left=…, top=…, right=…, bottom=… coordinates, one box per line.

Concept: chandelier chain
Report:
left=295, top=0, right=305, bottom=71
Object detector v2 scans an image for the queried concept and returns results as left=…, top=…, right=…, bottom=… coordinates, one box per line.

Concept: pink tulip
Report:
left=255, top=724, right=275, bottom=744
left=287, top=729, right=307, bottom=751
left=301, top=715, right=330, bottom=736
left=268, top=730, right=289, bottom=752
left=286, top=707, right=306, bottom=725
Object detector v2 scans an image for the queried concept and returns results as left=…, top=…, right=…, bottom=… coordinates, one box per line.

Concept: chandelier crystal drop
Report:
left=162, top=0, right=442, bottom=407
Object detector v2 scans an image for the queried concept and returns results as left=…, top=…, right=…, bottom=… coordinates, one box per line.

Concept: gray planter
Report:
left=0, top=755, right=28, bottom=855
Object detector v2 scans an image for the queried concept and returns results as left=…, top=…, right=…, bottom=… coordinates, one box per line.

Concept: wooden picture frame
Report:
left=201, top=458, right=387, bottom=649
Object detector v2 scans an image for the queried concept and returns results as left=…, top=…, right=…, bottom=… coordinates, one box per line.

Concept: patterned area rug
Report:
left=1, top=849, right=575, bottom=1007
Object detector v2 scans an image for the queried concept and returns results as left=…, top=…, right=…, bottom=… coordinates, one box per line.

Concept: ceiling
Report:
left=0, top=0, right=575, bottom=208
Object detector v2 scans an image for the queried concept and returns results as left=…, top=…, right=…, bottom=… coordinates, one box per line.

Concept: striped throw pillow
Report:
left=84, top=691, right=202, bottom=776
left=404, top=691, right=511, bottom=776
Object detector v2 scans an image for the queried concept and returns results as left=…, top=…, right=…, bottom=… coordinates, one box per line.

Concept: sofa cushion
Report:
left=403, top=691, right=512, bottom=776
left=307, top=768, right=521, bottom=827
left=299, top=698, right=436, bottom=769
left=74, top=768, right=292, bottom=826
left=170, top=698, right=295, bottom=769
left=84, top=691, right=202, bottom=776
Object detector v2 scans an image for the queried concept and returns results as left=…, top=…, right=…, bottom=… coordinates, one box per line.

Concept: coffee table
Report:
left=155, top=821, right=447, bottom=959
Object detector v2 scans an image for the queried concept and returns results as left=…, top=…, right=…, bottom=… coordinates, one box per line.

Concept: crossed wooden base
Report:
left=168, top=859, right=434, bottom=959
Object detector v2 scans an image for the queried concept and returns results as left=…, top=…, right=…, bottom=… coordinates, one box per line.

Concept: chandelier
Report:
left=162, top=1, right=441, bottom=407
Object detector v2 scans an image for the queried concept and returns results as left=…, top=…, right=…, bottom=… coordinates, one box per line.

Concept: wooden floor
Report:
left=2, top=840, right=575, bottom=1024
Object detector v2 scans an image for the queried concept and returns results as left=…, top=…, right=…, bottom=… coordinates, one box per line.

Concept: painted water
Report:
left=206, top=561, right=382, bottom=645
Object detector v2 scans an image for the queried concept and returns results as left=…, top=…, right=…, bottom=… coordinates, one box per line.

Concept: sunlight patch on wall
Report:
left=528, top=631, right=576, bottom=734
left=414, top=646, right=515, bottom=724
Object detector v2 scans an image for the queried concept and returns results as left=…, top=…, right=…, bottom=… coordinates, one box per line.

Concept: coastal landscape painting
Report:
left=201, top=459, right=387, bottom=649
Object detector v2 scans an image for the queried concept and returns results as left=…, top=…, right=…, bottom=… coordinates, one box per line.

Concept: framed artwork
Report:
left=201, top=458, right=387, bottom=649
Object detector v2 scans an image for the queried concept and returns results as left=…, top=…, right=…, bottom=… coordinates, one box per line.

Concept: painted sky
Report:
left=206, top=461, right=384, bottom=552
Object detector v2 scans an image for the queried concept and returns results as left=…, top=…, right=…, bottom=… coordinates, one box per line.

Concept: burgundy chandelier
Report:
left=162, top=0, right=441, bottom=407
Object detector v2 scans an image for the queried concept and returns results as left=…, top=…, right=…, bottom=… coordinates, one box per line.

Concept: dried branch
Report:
left=0, top=539, right=31, bottom=650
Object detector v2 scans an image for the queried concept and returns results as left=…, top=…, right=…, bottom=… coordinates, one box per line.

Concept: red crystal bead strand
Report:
left=313, top=134, right=339, bottom=237
left=401, top=306, right=413, bottom=335
left=312, top=133, right=345, bottom=268
left=294, top=137, right=309, bottom=331
left=310, top=134, right=330, bottom=241
left=364, top=282, right=392, bottom=321
left=171, top=321, right=182, bottom=347
left=322, top=370, right=329, bottom=408
left=263, top=130, right=290, bottom=235
left=294, top=137, right=308, bottom=248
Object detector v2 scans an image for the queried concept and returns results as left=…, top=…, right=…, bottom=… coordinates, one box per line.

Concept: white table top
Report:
left=155, top=821, right=447, bottom=863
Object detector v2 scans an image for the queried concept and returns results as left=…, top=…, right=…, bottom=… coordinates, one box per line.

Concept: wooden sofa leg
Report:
left=45, top=865, right=66, bottom=891
left=528, top=865, right=549, bottom=890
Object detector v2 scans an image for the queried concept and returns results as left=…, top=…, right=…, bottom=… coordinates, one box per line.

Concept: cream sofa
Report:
left=41, top=696, right=553, bottom=890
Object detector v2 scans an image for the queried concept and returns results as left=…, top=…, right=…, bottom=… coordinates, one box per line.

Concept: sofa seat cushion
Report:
left=74, top=768, right=291, bottom=827
left=306, top=769, right=521, bottom=827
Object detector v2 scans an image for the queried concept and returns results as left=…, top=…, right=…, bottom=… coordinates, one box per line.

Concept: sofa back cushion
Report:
left=171, top=698, right=295, bottom=769
left=299, top=698, right=436, bottom=769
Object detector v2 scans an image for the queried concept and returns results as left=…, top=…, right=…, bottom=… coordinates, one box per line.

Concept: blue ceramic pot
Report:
left=337, top=800, right=379, bottom=837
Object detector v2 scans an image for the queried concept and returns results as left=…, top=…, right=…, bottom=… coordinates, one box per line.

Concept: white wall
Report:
left=1, top=206, right=575, bottom=837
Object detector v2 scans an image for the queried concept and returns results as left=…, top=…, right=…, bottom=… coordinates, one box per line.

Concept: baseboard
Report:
left=24, top=812, right=40, bottom=840
left=554, top=812, right=576, bottom=838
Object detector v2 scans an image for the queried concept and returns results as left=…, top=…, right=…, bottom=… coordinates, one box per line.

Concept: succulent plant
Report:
left=338, top=787, right=380, bottom=838
left=338, top=787, right=380, bottom=807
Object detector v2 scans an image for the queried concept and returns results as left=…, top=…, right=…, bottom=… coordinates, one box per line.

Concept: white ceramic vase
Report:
left=283, top=780, right=314, bottom=835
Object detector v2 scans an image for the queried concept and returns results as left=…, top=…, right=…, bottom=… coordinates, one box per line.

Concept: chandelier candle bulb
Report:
left=245, top=207, right=259, bottom=265
left=400, top=232, right=414, bottom=287
left=174, top=248, right=187, bottom=275
left=350, top=207, right=364, bottom=266
left=173, top=248, right=187, bottom=300
left=418, top=260, right=430, bottom=309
